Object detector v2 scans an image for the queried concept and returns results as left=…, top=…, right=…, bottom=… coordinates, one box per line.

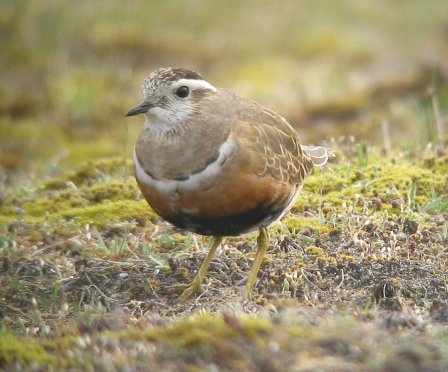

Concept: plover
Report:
left=126, top=67, right=329, bottom=300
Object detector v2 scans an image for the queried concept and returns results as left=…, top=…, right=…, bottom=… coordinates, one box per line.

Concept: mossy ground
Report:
left=1, top=149, right=447, bottom=370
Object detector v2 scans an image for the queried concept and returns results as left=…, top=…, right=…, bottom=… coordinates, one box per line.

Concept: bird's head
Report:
left=126, top=67, right=218, bottom=130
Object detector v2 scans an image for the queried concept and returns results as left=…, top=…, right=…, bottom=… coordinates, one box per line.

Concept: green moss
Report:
left=58, top=199, right=156, bottom=227
left=44, top=158, right=133, bottom=189
left=340, top=254, right=355, bottom=263
left=305, top=164, right=358, bottom=194
left=282, top=216, right=329, bottom=233
left=124, top=314, right=273, bottom=350
left=2, top=155, right=447, bottom=233
left=83, top=179, right=140, bottom=203
left=0, top=332, right=57, bottom=367
left=305, top=246, right=325, bottom=256
left=432, top=156, right=448, bottom=174
left=25, top=192, right=89, bottom=216
left=365, top=161, right=445, bottom=199
left=0, top=159, right=156, bottom=228
left=0, top=216, right=10, bottom=230
left=295, top=156, right=448, bottom=214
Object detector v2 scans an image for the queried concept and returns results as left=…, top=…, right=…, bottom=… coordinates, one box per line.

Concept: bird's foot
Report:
left=178, top=279, right=204, bottom=302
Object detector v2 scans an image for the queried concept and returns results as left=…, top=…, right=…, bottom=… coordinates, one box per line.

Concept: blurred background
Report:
left=1, top=0, right=447, bottom=181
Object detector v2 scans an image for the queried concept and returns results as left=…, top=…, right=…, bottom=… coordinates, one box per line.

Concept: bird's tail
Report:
left=301, top=145, right=334, bottom=167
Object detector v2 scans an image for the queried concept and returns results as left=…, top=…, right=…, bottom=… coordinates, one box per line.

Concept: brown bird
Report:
left=126, top=67, right=329, bottom=300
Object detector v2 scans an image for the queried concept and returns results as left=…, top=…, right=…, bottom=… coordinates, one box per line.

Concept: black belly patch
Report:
left=163, top=203, right=286, bottom=236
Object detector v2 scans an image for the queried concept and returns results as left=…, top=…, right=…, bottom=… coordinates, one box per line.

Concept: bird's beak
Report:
left=126, top=101, right=155, bottom=117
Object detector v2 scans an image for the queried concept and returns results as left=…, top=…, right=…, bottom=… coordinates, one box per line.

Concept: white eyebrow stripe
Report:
left=174, top=79, right=218, bottom=92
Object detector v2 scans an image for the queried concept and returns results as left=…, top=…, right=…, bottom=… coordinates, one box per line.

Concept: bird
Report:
left=126, top=67, right=329, bottom=300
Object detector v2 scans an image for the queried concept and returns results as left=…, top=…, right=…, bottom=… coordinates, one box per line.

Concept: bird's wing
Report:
left=235, top=100, right=314, bottom=185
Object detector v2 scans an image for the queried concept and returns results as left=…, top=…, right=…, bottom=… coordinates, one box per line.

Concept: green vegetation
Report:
left=0, top=331, right=57, bottom=368
left=1, top=0, right=448, bottom=370
left=296, top=154, right=448, bottom=215
left=1, top=152, right=447, bottom=369
left=0, top=159, right=156, bottom=229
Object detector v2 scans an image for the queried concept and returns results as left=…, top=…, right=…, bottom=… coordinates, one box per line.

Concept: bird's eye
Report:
left=175, top=86, right=190, bottom=98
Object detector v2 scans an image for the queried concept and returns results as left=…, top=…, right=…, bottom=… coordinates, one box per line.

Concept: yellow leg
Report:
left=244, top=227, right=270, bottom=300
left=179, top=236, right=223, bottom=302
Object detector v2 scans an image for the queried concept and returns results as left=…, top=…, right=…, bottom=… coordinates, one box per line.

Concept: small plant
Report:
left=0, top=236, right=8, bottom=249
left=421, top=190, right=448, bottom=212
left=159, top=233, right=178, bottom=249
left=439, top=225, right=448, bottom=240
left=179, top=232, right=194, bottom=251
left=93, top=229, right=129, bottom=257
left=52, top=282, right=61, bottom=308
left=355, top=143, right=368, bottom=167
left=158, top=232, right=194, bottom=251
left=148, top=255, right=172, bottom=274
left=407, top=181, right=417, bottom=211
left=139, top=241, right=154, bottom=256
